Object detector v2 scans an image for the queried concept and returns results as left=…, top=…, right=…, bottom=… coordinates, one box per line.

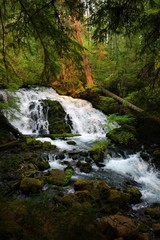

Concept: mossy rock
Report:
left=145, top=207, right=160, bottom=220
left=91, top=180, right=110, bottom=200
left=74, top=180, right=94, bottom=192
left=79, top=162, right=92, bottom=173
left=125, top=187, right=142, bottom=204
left=26, top=137, right=56, bottom=150
left=152, top=149, right=160, bottom=159
left=107, top=124, right=138, bottom=148
left=20, top=177, right=44, bottom=193
left=88, top=143, right=106, bottom=164
left=44, top=133, right=81, bottom=139
left=96, top=214, right=138, bottom=239
left=30, top=157, right=50, bottom=171
left=41, top=141, right=56, bottom=150
left=74, top=190, right=93, bottom=203
left=45, top=100, right=71, bottom=134
left=107, top=189, right=130, bottom=206
left=67, top=140, right=76, bottom=145
left=152, top=223, right=160, bottom=234
left=74, top=180, right=110, bottom=201
left=46, top=167, right=74, bottom=186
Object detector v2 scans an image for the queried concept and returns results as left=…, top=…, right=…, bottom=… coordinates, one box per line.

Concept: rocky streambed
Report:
left=0, top=137, right=160, bottom=240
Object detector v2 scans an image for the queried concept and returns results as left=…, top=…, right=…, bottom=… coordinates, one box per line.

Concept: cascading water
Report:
left=4, top=87, right=160, bottom=205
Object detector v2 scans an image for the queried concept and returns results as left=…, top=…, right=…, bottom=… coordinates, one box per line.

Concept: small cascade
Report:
left=3, top=86, right=160, bottom=205
left=103, top=153, right=160, bottom=204
left=7, top=87, right=107, bottom=139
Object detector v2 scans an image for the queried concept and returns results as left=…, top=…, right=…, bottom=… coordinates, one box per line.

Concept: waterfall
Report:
left=7, top=86, right=107, bottom=140
left=3, top=86, right=160, bottom=205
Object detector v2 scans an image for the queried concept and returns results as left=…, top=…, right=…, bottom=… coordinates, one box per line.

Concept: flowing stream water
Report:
left=5, top=87, right=160, bottom=205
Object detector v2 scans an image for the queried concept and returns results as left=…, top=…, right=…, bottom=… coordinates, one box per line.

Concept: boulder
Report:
left=20, top=177, right=44, bottom=193
left=96, top=214, right=138, bottom=239
left=107, top=189, right=130, bottom=206
left=88, top=143, right=106, bottom=164
left=45, top=100, right=71, bottom=134
left=46, top=168, right=73, bottom=186
left=125, top=187, right=142, bottom=204
left=74, top=179, right=94, bottom=192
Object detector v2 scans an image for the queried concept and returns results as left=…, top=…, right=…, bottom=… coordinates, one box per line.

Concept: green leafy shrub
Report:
left=106, top=114, right=138, bottom=147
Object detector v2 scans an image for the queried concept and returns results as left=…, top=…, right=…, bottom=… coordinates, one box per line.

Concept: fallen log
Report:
left=100, top=88, right=160, bottom=125
left=0, top=139, right=20, bottom=151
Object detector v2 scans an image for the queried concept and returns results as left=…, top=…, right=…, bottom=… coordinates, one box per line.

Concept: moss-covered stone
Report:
left=26, top=137, right=56, bottom=150
left=79, top=162, right=92, bottom=173
left=96, top=214, right=138, bottom=239
left=152, top=223, right=160, bottom=234
left=74, top=180, right=94, bottom=192
left=67, top=140, right=76, bottom=145
left=46, top=168, right=73, bottom=186
left=145, top=207, right=160, bottom=220
left=20, top=177, right=44, bottom=193
left=30, top=157, right=50, bottom=171
left=107, top=124, right=138, bottom=148
left=74, top=179, right=110, bottom=201
left=45, top=100, right=71, bottom=134
left=152, top=149, right=160, bottom=159
left=92, top=180, right=110, bottom=200
left=88, top=143, right=106, bottom=164
left=107, top=189, right=130, bottom=206
left=125, top=187, right=142, bottom=204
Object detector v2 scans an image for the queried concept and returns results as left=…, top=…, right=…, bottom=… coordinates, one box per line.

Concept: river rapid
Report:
left=6, top=87, right=160, bottom=206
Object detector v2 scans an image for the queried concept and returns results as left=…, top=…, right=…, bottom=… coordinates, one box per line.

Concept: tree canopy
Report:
left=0, top=0, right=159, bottom=108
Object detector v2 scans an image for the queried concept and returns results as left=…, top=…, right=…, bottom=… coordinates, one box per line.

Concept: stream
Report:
left=6, top=87, right=160, bottom=206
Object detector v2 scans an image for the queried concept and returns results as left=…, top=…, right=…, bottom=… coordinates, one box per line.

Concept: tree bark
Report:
left=74, top=16, right=94, bottom=87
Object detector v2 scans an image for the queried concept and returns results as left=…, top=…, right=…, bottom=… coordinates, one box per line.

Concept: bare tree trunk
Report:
left=74, top=16, right=94, bottom=87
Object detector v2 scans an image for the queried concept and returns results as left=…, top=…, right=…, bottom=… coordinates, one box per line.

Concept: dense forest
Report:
left=0, top=1, right=160, bottom=240
left=0, top=0, right=159, bottom=108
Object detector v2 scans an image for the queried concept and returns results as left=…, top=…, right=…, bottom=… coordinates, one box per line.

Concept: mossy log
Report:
left=101, top=88, right=160, bottom=125
left=0, top=140, right=20, bottom=151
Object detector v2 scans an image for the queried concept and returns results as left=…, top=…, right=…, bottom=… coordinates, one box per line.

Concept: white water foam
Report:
left=103, top=153, right=160, bottom=204
left=3, top=87, right=160, bottom=205
left=7, top=87, right=107, bottom=142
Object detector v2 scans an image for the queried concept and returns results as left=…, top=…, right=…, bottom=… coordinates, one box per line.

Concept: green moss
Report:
left=152, top=149, right=160, bottom=159
left=107, top=189, right=130, bottom=206
left=67, top=140, right=77, bottom=145
left=88, top=142, right=106, bottom=163
left=95, top=96, right=119, bottom=114
left=30, top=157, right=50, bottom=171
left=46, top=168, right=74, bottom=186
left=44, top=133, right=81, bottom=139
left=74, top=180, right=94, bottom=191
left=45, top=100, right=71, bottom=134
left=20, top=177, right=44, bottom=193
left=26, top=137, right=56, bottom=150
left=145, top=207, right=160, bottom=220
left=125, top=187, right=142, bottom=203
left=107, top=125, right=138, bottom=148
left=64, top=167, right=74, bottom=184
